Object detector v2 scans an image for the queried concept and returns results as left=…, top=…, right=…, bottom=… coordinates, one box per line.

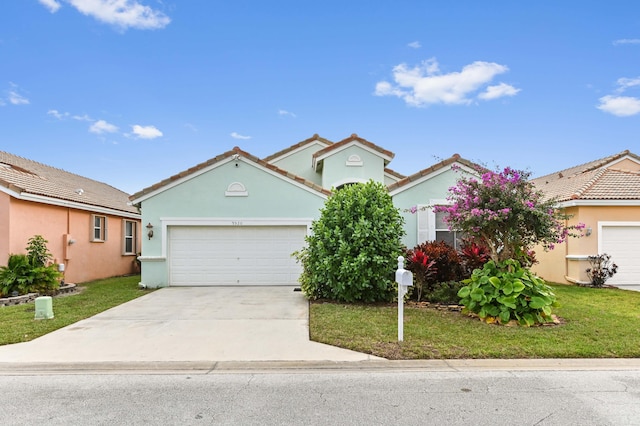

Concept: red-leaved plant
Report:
left=405, top=248, right=437, bottom=302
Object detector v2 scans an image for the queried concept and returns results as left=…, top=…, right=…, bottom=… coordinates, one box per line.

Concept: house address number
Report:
left=232, top=221, right=243, bottom=226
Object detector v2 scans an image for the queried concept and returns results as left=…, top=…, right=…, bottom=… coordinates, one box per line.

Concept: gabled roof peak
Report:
left=130, top=146, right=331, bottom=203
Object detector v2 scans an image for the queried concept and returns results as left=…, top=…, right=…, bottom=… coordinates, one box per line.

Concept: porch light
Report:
left=146, top=222, right=154, bottom=240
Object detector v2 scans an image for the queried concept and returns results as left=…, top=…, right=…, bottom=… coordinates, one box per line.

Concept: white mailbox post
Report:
left=396, top=256, right=413, bottom=342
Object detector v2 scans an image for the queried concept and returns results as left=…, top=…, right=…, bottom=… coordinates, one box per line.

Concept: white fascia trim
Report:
left=159, top=217, right=314, bottom=258
left=130, top=157, right=234, bottom=204
left=12, top=192, right=140, bottom=219
left=131, top=156, right=328, bottom=204
left=556, top=199, right=640, bottom=208
left=607, top=155, right=640, bottom=169
left=267, top=140, right=331, bottom=163
left=388, top=162, right=478, bottom=196
left=313, top=141, right=393, bottom=171
left=384, top=171, right=402, bottom=183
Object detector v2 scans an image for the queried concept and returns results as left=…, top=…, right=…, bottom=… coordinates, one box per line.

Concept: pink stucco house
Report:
left=0, top=151, right=141, bottom=284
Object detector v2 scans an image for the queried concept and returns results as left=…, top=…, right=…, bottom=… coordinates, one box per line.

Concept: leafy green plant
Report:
left=424, top=281, right=465, bottom=305
left=0, top=254, right=31, bottom=297
left=457, top=259, right=557, bottom=326
left=293, top=180, right=405, bottom=303
left=0, top=236, right=62, bottom=297
left=26, top=235, right=53, bottom=267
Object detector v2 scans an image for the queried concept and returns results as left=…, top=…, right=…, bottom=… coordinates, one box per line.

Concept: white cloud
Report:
left=478, top=82, right=521, bottom=100
left=375, top=58, right=517, bottom=106
left=231, top=132, right=251, bottom=140
left=39, top=0, right=62, bottom=13
left=72, top=113, right=93, bottom=121
left=408, top=41, right=421, bottom=49
left=597, top=95, right=640, bottom=117
left=47, top=109, right=68, bottom=119
left=616, top=77, right=640, bottom=92
left=43, top=0, right=171, bottom=30
left=613, top=38, right=640, bottom=45
left=90, top=119, right=119, bottom=134
left=7, top=83, right=29, bottom=105
left=278, top=109, right=297, bottom=118
left=132, top=124, right=162, bottom=139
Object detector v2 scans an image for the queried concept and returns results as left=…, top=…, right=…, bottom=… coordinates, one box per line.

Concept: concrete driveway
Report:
left=0, top=286, right=381, bottom=365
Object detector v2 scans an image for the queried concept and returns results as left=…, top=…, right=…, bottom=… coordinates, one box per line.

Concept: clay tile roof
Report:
left=130, top=147, right=331, bottom=202
left=386, top=153, right=481, bottom=192
left=531, top=150, right=640, bottom=202
left=0, top=151, right=138, bottom=214
left=384, top=167, right=406, bottom=179
left=262, top=134, right=333, bottom=162
left=312, top=133, right=395, bottom=164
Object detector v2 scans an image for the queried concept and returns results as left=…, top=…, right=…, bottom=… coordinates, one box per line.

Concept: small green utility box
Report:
left=35, top=296, right=54, bottom=320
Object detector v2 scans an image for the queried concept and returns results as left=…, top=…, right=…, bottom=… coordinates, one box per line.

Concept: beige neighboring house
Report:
left=0, top=151, right=141, bottom=284
left=531, top=150, right=640, bottom=288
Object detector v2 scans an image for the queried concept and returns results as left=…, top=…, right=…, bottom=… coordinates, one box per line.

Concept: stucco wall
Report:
left=531, top=205, right=640, bottom=284
left=137, top=158, right=327, bottom=287
left=320, top=146, right=385, bottom=189
left=2, top=198, right=140, bottom=284
left=391, top=168, right=462, bottom=249
left=268, top=141, right=326, bottom=185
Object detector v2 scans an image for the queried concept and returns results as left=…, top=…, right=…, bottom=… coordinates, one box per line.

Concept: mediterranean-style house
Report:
left=0, top=151, right=141, bottom=284
left=531, top=150, right=640, bottom=289
left=130, top=134, right=481, bottom=288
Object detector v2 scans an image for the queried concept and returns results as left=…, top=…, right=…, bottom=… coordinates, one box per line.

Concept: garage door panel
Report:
left=168, top=225, right=306, bottom=286
left=601, top=226, right=640, bottom=286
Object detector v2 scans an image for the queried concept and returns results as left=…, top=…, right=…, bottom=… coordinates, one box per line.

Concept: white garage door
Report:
left=168, top=225, right=307, bottom=286
left=601, top=225, right=640, bottom=286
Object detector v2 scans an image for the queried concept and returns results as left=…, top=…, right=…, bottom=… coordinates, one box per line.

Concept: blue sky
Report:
left=2, top=1, right=639, bottom=194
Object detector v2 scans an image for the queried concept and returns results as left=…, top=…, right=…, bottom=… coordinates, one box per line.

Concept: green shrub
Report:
left=457, top=259, right=557, bottom=326
left=294, top=180, right=405, bottom=303
left=0, top=254, right=31, bottom=297
left=0, top=236, right=62, bottom=297
left=424, top=281, right=466, bottom=305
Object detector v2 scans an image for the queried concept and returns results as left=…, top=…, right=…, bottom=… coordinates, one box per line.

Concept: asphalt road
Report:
left=3, top=368, right=640, bottom=425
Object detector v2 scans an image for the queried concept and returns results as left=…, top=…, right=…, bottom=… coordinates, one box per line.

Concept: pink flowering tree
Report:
left=435, top=167, right=584, bottom=265
left=434, top=166, right=585, bottom=326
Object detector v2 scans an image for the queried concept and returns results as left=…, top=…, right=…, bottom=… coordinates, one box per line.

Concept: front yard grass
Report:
left=309, top=284, right=640, bottom=359
left=0, top=275, right=151, bottom=346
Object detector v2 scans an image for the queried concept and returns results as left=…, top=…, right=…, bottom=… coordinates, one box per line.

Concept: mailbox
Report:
left=396, top=256, right=413, bottom=341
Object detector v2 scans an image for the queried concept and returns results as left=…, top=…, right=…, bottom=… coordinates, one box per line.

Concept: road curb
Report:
left=1, top=358, right=640, bottom=375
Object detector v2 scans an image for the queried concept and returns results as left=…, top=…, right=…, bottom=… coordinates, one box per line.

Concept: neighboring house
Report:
left=129, top=133, right=480, bottom=288
left=531, top=150, right=640, bottom=288
left=0, top=151, right=141, bottom=284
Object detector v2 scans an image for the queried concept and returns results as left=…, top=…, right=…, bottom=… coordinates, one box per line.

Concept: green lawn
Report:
left=3, top=277, right=639, bottom=359
left=309, top=284, right=640, bottom=359
left=0, top=275, right=151, bottom=346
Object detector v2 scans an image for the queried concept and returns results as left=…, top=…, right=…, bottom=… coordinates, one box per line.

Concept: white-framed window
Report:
left=417, top=201, right=463, bottom=249
left=92, top=214, right=107, bottom=242
left=123, top=220, right=137, bottom=255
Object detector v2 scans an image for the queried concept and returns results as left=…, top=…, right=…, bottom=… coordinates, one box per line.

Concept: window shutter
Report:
left=417, top=205, right=429, bottom=244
